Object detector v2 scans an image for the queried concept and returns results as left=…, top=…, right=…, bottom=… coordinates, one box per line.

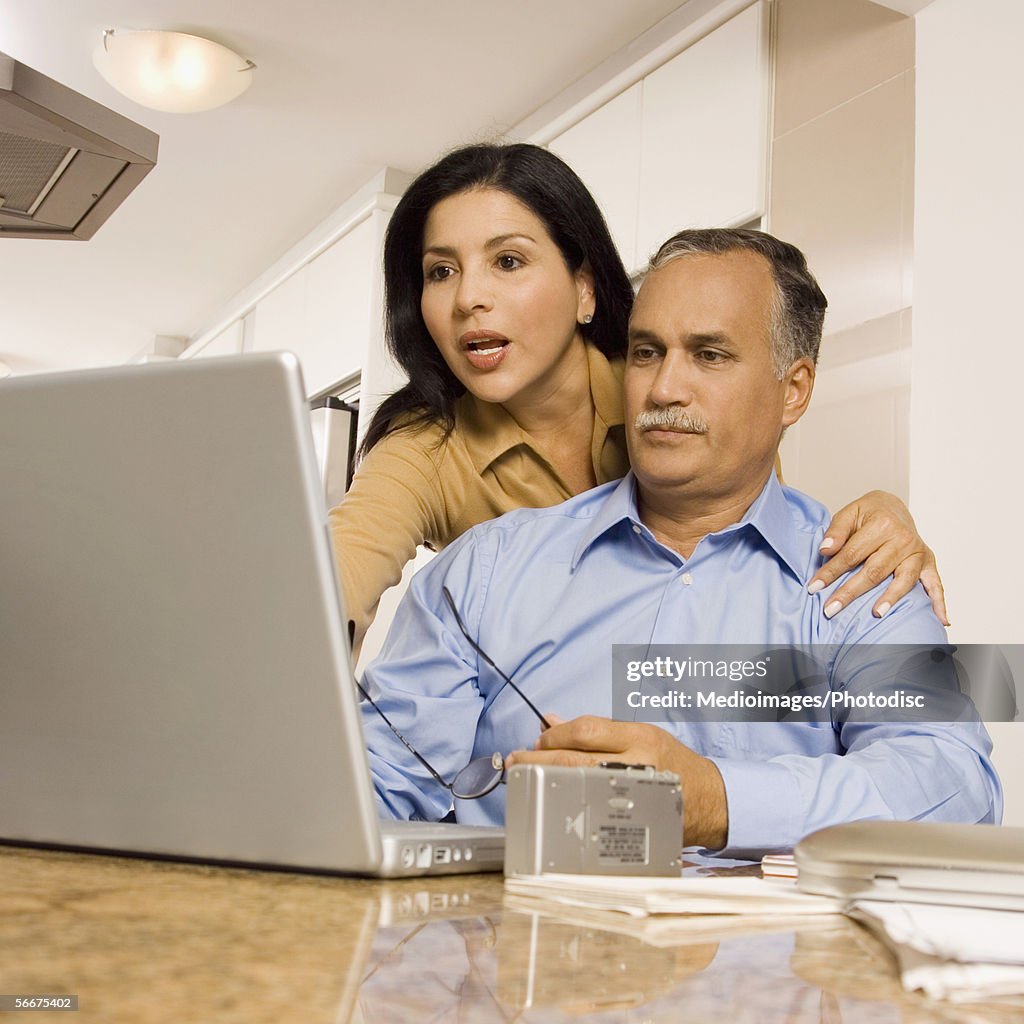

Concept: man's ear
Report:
left=781, top=358, right=815, bottom=428
left=575, top=260, right=596, bottom=323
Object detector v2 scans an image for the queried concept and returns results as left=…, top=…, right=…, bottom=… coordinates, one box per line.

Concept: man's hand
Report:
left=505, top=716, right=728, bottom=850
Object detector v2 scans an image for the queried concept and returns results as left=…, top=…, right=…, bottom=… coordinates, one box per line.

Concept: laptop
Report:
left=0, top=352, right=504, bottom=877
left=795, top=820, right=1024, bottom=910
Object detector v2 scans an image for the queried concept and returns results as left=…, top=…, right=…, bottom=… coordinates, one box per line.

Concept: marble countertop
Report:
left=1, top=844, right=1021, bottom=1023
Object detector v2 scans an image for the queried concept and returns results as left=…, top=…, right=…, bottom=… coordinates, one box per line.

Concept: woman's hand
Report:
left=807, top=490, right=948, bottom=625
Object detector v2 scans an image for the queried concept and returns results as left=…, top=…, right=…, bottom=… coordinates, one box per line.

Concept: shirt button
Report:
left=632, top=525, right=642, bottom=535
left=681, top=573, right=694, bottom=586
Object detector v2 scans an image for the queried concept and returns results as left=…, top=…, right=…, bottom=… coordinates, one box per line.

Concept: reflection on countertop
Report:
left=1, top=844, right=1022, bottom=1023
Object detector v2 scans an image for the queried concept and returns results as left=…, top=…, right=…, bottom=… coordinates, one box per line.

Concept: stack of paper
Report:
left=504, top=873, right=841, bottom=918
left=850, top=900, right=1024, bottom=1002
left=503, top=893, right=843, bottom=947
left=761, top=853, right=798, bottom=878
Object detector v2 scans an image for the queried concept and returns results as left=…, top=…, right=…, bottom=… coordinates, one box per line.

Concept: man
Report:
left=360, top=229, right=1001, bottom=858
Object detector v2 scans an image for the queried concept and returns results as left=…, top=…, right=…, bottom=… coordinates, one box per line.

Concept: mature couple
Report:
left=354, top=220, right=1000, bottom=855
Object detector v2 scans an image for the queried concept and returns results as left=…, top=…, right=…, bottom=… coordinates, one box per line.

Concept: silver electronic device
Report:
left=795, top=820, right=1024, bottom=910
left=504, top=764, right=683, bottom=877
left=0, top=352, right=503, bottom=877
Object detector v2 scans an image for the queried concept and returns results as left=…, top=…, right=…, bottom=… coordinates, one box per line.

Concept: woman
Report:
left=330, top=143, right=942, bottom=652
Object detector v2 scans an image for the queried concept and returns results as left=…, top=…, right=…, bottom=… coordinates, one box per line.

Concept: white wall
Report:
left=912, top=0, right=1024, bottom=822
left=771, top=0, right=915, bottom=513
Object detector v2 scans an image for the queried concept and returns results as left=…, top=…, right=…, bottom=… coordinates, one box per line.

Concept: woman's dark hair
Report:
left=358, top=143, right=634, bottom=457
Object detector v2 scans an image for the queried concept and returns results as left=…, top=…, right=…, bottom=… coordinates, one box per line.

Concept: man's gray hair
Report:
left=648, top=228, right=828, bottom=378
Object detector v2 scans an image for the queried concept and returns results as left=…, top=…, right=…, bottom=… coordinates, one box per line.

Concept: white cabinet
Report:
left=549, top=84, right=643, bottom=272
left=248, top=263, right=305, bottom=359
left=249, top=217, right=376, bottom=398
left=304, top=219, right=375, bottom=391
left=546, top=1, right=771, bottom=274
left=190, top=320, right=244, bottom=358
left=184, top=168, right=411, bottom=428
left=636, top=1, right=770, bottom=257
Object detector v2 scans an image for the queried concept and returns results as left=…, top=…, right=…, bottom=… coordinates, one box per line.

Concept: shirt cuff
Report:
left=707, top=757, right=805, bottom=859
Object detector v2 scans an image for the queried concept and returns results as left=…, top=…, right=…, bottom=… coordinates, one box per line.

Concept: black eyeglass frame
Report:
left=355, top=586, right=550, bottom=801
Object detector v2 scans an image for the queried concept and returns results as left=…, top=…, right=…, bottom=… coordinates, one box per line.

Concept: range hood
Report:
left=0, top=51, right=158, bottom=240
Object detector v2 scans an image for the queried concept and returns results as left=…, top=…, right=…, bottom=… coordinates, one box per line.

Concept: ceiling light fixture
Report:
left=92, top=29, right=255, bottom=114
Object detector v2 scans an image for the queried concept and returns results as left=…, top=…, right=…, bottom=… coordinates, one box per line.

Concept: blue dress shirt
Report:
left=360, top=472, right=1002, bottom=858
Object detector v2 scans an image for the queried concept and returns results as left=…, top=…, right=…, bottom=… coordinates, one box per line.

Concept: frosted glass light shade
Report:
left=93, top=30, right=254, bottom=113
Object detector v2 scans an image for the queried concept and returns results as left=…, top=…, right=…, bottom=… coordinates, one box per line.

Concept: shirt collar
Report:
left=572, top=473, right=645, bottom=569
left=455, top=392, right=531, bottom=475
left=456, top=344, right=625, bottom=475
left=572, top=470, right=807, bottom=582
left=723, top=472, right=808, bottom=583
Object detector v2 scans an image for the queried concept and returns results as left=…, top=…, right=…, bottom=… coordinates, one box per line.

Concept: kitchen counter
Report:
left=1, top=844, right=1020, bottom=1023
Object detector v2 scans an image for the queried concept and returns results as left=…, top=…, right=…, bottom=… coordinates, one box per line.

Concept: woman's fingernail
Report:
left=807, top=580, right=825, bottom=595
left=819, top=537, right=835, bottom=551
left=824, top=600, right=842, bottom=619
left=875, top=602, right=892, bottom=619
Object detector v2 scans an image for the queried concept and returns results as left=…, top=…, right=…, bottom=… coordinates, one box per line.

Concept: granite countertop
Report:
left=2, top=844, right=1021, bottom=1023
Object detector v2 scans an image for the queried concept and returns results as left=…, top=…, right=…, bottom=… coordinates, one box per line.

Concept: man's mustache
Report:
left=634, top=407, right=709, bottom=434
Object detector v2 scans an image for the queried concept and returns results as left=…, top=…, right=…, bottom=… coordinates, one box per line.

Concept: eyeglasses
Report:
left=355, top=586, right=550, bottom=800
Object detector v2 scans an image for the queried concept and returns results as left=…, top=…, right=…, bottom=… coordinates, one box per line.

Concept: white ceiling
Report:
left=0, top=0, right=688, bottom=376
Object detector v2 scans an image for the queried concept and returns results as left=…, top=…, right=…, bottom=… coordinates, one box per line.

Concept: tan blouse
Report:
left=329, top=344, right=629, bottom=650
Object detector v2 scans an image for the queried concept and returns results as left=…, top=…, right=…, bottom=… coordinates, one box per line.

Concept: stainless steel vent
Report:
left=0, top=52, right=158, bottom=240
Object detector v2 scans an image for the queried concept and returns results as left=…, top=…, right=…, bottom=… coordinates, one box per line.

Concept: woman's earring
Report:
left=582, top=313, right=593, bottom=324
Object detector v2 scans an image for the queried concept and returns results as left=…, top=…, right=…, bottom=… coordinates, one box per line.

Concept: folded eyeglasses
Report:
left=355, top=586, right=550, bottom=800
